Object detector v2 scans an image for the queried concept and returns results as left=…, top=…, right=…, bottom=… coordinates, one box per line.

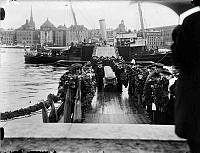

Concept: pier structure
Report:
left=1, top=46, right=188, bottom=152
left=83, top=46, right=150, bottom=124
left=56, top=46, right=150, bottom=124
left=94, top=46, right=118, bottom=58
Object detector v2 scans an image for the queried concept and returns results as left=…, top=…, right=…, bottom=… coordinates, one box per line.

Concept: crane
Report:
left=69, top=0, right=81, bottom=43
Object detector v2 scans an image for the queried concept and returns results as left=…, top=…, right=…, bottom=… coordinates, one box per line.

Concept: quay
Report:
left=1, top=123, right=189, bottom=152
left=1, top=46, right=188, bottom=152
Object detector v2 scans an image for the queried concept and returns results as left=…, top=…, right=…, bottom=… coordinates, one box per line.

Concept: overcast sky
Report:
left=0, top=1, right=179, bottom=30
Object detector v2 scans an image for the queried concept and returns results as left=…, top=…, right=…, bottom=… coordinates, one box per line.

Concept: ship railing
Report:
left=42, top=79, right=82, bottom=123
left=24, top=50, right=38, bottom=56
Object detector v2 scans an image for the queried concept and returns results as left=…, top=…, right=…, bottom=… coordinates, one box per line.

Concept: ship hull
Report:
left=24, top=55, right=70, bottom=64
left=24, top=45, right=95, bottom=64
left=134, top=52, right=172, bottom=66
left=117, top=46, right=172, bottom=66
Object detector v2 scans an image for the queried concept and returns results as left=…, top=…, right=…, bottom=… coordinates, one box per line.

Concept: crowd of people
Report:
left=90, top=56, right=178, bottom=124
left=56, top=62, right=96, bottom=122
left=1, top=56, right=177, bottom=125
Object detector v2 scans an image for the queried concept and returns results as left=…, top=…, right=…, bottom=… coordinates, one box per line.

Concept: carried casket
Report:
left=103, top=66, right=117, bottom=87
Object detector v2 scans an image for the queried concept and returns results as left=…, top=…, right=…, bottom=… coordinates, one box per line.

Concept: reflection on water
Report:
left=0, top=48, right=67, bottom=112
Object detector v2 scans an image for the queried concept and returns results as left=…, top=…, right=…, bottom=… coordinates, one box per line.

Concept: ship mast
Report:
left=138, top=2, right=145, bottom=39
left=69, top=0, right=81, bottom=43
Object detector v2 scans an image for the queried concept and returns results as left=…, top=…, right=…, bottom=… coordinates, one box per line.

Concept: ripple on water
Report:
left=0, top=48, right=66, bottom=112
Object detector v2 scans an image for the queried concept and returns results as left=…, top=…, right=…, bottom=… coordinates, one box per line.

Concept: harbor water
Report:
left=0, top=48, right=67, bottom=113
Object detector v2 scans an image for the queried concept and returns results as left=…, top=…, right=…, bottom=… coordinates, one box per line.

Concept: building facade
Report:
left=16, top=29, right=35, bottom=46
left=15, top=8, right=37, bottom=46
left=66, top=25, right=89, bottom=45
left=106, top=29, right=116, bottom=45
left=54, top=25, right=67, bottom=47
left=115, top=20, right=126, bottom=33
left=145, top=30, right=162, bottom=50
left=40, top=18, right=56, bottom=46
left=0, top=29, right=15, bottom=45
left=115, top=32, right=137, bottom=47
left=88, top=29, right=101, bottom=42
left=145, top=25, right=176, bottom=49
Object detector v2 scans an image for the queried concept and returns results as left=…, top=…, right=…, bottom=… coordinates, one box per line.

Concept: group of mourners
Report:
left=42, top=62, right=96, bottom=123
left=90, top=55, right=178, bottom=124
left=1, top=55, right=177, bottom=126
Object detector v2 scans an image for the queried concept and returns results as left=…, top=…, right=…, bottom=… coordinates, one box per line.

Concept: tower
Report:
left=99, top=19, right=107, bottom=41
left=29, top=6, right=35, bottom=29
left=119, top=20, right=126, bottom=33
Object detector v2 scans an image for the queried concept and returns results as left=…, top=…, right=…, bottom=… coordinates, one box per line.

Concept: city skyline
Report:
left=0, top=1, right=179, bottom=30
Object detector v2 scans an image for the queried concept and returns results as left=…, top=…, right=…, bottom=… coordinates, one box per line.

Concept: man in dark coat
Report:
left=171, top=1, right=200, bottom=152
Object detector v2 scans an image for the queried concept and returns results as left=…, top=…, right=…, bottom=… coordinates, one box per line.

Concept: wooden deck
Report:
left=83, top=87, right=151, bottom=124
left=58, top=46, right=150, bottom=124
left=85, top=47, right=150, bottom=124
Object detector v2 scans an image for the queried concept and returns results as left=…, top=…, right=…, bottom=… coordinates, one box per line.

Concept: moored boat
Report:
left=24, top=45, right=82, bottom=64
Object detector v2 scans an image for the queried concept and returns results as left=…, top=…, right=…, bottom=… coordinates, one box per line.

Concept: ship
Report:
left=0, top=44, right=30, bottom=49
left=116, top=2, right=173, bottom=66
left=24, top=1, right=95, bottom=64
left=117, top=44, right=172, bottom=66
left=24, top=44, right=95, bottom=64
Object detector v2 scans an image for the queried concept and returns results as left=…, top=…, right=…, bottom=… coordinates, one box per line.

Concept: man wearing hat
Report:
left=172, top=0, right=200, bottom=152
left=97, top=63, right=105, bottom=90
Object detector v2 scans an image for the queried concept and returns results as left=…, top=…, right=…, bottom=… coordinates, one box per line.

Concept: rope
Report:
left=0, top=99, right=60, bottom=121
left=156, top=53, right=169, bottom=63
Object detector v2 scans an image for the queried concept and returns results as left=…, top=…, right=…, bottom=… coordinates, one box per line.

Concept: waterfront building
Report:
left=144, top=30, right=162, bottom=50
left=40, top=18, right=56, bottom=46
left=54, top=25, right=67, bottom=47
left=15, top=8, right=37, bottom=46
left=106, top=29, right=116, bottom=45
left=0, top=29, right=15, bottom=45
left=99, top=19, right=107, bottom=41
left=145, top=25, right=176, bottom=49
left=66, top=25, right=89, bottom=45
left=115, top=20, right=126, bottom=33
left=88, top=29, right=101, bottom=42
left=88, top=28, right=116, bottom=44
left=115, top=32, right=137, bottom=47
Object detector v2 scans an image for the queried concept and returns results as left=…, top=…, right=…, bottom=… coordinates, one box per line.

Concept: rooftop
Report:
left=40, top=18, right=56, bottom=29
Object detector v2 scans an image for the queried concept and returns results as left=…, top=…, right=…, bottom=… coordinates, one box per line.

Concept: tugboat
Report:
left=24, top=44, right=82, bottom=64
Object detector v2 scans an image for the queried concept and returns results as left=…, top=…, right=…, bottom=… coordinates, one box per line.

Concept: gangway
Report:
left=94, top=46, right=118, bottom=58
